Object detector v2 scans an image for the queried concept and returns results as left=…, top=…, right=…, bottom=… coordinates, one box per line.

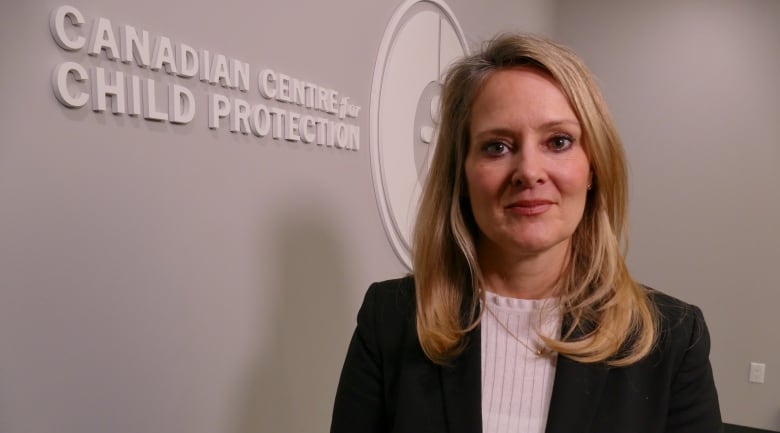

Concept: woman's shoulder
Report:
left=358, top=275, right=417, bottom=326
left=642, top=285, right=704, bottom=326
left=355, top=275, right=420, bottom=355
left=364, top=275, right=416, bottom=311
left=366, top=274, right=416, bottom=298
left=641, top=284, right=711, bottom=357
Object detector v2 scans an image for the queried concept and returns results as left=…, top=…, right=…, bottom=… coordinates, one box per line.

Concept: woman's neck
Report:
left=477, top=240, right=569, bottom=299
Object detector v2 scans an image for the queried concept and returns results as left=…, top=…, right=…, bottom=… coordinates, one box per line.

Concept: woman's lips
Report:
left=506, top=200, right=554, bottom=216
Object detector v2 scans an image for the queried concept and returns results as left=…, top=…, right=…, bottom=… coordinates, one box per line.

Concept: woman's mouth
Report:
left=506, top=200, right=553, bottom=216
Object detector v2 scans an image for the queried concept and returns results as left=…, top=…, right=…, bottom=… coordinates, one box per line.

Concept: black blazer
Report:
left=331, top=276, right=722, bottom=433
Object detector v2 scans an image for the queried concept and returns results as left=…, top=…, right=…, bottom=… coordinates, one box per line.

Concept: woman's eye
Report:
left=548, top=135, right=574, bottom=151
left=483, top=141, right=509, bottom=155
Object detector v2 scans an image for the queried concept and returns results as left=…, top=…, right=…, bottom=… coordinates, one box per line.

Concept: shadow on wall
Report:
left=233, top=203, right=353, bottom=433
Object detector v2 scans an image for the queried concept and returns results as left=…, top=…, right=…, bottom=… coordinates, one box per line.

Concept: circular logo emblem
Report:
left=370, top=0, right=469, bottom=269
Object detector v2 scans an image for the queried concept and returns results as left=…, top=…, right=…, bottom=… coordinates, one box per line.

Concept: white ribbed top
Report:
left=480, top=291, right=560, bottom=433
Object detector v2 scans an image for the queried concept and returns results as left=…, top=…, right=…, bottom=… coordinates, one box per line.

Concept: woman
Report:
left=331, top=33, right=722, bottom=433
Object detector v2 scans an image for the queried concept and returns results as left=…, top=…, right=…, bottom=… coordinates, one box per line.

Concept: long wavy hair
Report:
left=412, top=33, right=656, bottom=367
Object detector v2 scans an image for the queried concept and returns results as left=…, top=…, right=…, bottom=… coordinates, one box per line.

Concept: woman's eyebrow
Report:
left=538, top=119, right=581, bottom=129
left=472, top=119, right=580, bottom=137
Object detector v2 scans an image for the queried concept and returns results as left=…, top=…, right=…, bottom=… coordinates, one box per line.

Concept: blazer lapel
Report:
left=440, top=329, right=483, bottom=433
left=544, top=343, right=609, bottom=432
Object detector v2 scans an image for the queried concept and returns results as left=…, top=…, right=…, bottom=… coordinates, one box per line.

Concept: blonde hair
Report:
left=412, top=33, right=656, bottom=367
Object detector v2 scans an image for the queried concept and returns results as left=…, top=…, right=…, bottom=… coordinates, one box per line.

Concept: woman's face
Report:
left=464, top=67, right=591, bottom=261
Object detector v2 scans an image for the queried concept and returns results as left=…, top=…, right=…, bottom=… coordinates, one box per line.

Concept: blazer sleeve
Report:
left=331, top=283, right=387, bottom=433
left=665, top=305, right=723, bottom=433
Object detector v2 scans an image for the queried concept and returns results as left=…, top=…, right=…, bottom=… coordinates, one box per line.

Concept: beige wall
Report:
left=556, top=0, right=780, bottom=430
left=0, top=1, right=554, bottom=433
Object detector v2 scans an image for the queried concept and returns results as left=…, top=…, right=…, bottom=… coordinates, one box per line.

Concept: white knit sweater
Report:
left=480, top=291, right=560, bottom=433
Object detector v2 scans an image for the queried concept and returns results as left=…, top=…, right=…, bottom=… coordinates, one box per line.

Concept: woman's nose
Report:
left=510, top=145, right=545, bottom=188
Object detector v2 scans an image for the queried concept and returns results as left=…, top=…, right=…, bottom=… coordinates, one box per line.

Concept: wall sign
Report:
left=49, top=5, right=361, bottom=151
left=370, top=0, right=469, bottom=268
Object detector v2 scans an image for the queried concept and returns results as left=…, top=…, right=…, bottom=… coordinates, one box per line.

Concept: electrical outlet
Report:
left=749, top=362, right=766, bottom=384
